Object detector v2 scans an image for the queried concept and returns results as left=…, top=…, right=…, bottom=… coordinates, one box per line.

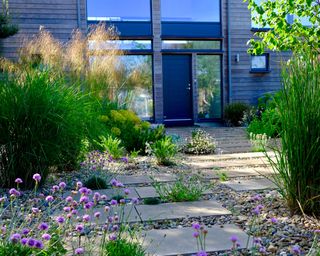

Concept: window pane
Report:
left=161, top=0, right=220, bottom=22
left=88, top=0, right=151, bottom=21
left=251, top=55, right=267, bottom=70
left=89, top=40, right=152, bottom=50
left=162, top=40, right=220, bottom=50
left=197, top=55, right=221, bottom=119
left=117, top=56, right=153, bottom=120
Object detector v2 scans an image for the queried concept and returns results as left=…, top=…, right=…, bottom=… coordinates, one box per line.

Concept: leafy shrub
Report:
left=152, top=175, right=211, bottom=202
left=96, top=135, right=125, bottom=159
left=0, top=243, right=32, bottom=256
left=183, top=129, right=216, bottom=155
left=0, top=70, right=105, bottom=188
left=247, top=108, right=281, bottom=138
left=104, top=238, right=145, bottom=256
left=267, top=50, right=320, bottom=214
left=100, top=109, right=165, bottom=153
left=224, top=102, right=250, bottom=126
left=0, top=1, right=19, bottom=39
left=149, top=136, right=177, bottom=166
left=84, top=176, right=108, bottom=190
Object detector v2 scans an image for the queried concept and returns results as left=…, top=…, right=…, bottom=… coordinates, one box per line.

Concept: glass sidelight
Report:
left=196, top=55, right=221, bottom=119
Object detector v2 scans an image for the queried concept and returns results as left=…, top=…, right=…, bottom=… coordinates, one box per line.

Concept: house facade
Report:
left=0, top=0, right=286, bottom=125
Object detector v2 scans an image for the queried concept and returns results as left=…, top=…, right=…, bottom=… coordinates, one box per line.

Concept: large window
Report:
left=117, top=55, right=153, bottom=120
left=87, top=0, right=151, bottom=21
left=197, top=55, right=221, bottom=119
left=162, top=40, right=220, bottom=50
left=161, top=0, right=220, bottom=22
left=89, top=40, right=152, bottom=51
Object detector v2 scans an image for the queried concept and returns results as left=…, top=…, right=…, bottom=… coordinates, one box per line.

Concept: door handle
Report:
left=186, top=83, right=191, bottom=90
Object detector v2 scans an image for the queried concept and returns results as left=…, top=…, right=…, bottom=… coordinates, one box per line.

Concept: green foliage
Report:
left=143, top=197, right=161, bottom=205
left=0, top=243, right=32, bottom=256
left=0, top=1, right=18, bottom=39
left=0, top=70, right=106, bottom=188
left=104, top=238, right=145, bottom=256
left=84, top=175, right=108, bottom=190
left=249, top=133, right=270, bottom=152
left=100, top=109, right=165, bottom=153
left=150, top=136, right=177, bottom=166
left=96, top=135, right=125, bottom=159
left=267, top=50, right=320, bottom=214
left=217, top=172, right=229, bottom=182
left=183, top=129, right=216, bottom=155
left=152, top=175, right=211, bottom=202
left=224, top=102, right=250, bottom=127
left=246, top=0, right=320, bottom=55
left=247, top=108, right=281, bottom=138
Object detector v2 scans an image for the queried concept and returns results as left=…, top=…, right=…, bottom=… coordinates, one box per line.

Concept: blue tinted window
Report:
left=88, top=0, right=151, bottom=21
left=161, top=0, right=220, bottom=22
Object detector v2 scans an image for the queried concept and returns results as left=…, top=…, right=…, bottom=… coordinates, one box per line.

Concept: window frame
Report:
left=250, top=53, right=270, bottom=73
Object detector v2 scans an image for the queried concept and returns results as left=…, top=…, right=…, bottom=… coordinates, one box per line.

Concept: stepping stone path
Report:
left=223, top=178, right=277, bottom=191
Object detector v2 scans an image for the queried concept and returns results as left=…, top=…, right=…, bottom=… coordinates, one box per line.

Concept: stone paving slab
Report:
left=185, top=152, right=275, bottom=161
left=189, top=159, right=269, bottom=169
left=143, top=224, right=249, bottom=255
left=136, top=200, right=231, bottom=221
left=223, top=178, right=277, bottom=191
left=116, top=175, right=152, bottom=185
left=198, top=167, right=274, bottom=179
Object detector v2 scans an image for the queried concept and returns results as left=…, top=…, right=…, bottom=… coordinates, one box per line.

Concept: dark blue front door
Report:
left=163, top=55, right=193, bottom=124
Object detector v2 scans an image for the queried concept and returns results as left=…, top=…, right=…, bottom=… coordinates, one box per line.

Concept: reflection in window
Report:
left=162, top=40, right=220, bottom=50
left=161, top=0, right=220, bottom=22
left=197, top=55, right=221, bottom=119
left=117, top=56, right=153, bottom=120
left=251, top=54, right=269, bottom=71
left=87, top=0, right=151, bottom=21
left=89, top=40, right=152, bottom=51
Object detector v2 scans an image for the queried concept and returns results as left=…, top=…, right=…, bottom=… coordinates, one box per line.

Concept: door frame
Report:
left=162, top=53, right=194, bottom=126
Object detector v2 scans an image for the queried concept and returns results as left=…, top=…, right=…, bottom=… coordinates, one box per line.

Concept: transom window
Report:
left=162, top=40, right=220, bottom=50
left=89, top=40, right=152, bottom=51
left=87, top=0, right=151, bottom=21
left=161, top=0, right=220, bottom=22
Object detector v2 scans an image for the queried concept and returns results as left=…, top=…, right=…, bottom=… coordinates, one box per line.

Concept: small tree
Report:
left=246, top=0, right=320, bottom=55
left=0, top=0, right=18, bottom=38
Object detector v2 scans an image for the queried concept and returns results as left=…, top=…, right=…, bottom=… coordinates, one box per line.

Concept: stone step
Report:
left=188, top=158, right=270, bottom=169
left=135, top=200, right=231, bottom=222
left=143, top=224, right=250, bottom=256
left=186, top=152, right=273, bottom=161
left=222, top=178, right=278, bottom=191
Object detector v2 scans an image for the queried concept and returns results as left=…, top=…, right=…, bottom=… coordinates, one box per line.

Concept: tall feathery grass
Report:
left=268, top=50, right=320, bottom=215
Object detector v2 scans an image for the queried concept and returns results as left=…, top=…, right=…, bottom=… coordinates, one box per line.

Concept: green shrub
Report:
left=84, top=175, right=108, bottom=190
left=104, top=238, right=145, bottom=256
left=0, top=70, right=105, bottom=188
left=183, top=129, right=216, bottom=155
left=100, top=109, right=165, bottom=153
left=96, top=135, right=125, bottom=159
left=224, top=102, right=250, bottom=126
left=0, top=243, right=32, bottom=256
left=249, top=133, right=269, bottom=152
left=152, top=175, right=211, bottom=202
left=268, top=50, right=320, bottom=214
left=150, top=136, right=177, bottom=166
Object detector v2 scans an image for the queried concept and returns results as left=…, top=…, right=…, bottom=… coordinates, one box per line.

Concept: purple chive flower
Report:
left=110, top=199, right=117, bottom=206
left=38, top=222, right=49, bottom=231
left=292, top=245, right=301, bottom=255
left=94, top=212, right=101, bottom=218
left=76, top=181, right=83, bottom=188
left=52, top=185, right=59, bottom=192
left=119, top=199, right=125, bottom=205
left=271, top=217, right=278, bottom=223
left=259, top=246, right=267, bottom=253
left=32, top=173, right=41, bottom=182
left=101, top=194, right=108, bottom=200
left=230, top=235, right=239, bottom=243
left=124, top=189, right=130, bottom=195
left=66, top=196, right=73, bottom=203
left=59, top=182, right=67, bottom=190
left=193, top=232, right=199, bottom=238
left=56, top=216, right=65, bottom=224
left=131, top=198, right=139, bottom=204
left=75, top=248, right=84, bottom=255
left=76, top=224, right=84, bottom=233
left=112, top=225, right=119, bottom=231
left=9, top=188, right=21, bottom=197
left=252, top=194, right=262, bottom=201
left=314, top=230, right=320, bottom=233
left=196, top=251, right=208, bottom=256
left=27, top=238, right=36, bottom=247
left=93, top=192, right=101, bottom=201
left=35, top=240, right=44, bottom=249
left=109, top=234, right=117, bottom=241
left=0, top=197, right=5, bottom=203
left=121, top=157, right=128, bottom=164
left=21, top=238, right=28, bottom=245
left=22, top=228, right=30, bottom=235
left=108, top=216, right=114, bottom=223
left=79, top=187, right=88, bottom=195
left=114, top=215, right=119, bottom=222
left=192, top=223, right=201, bottom=230
left=45, top=195, right=54, bottom=202
left=32, top=207, right=40, bottom=214
left=67, top=213, right=72, bottom=219
left=83, top=214, right=91, bottom=222
left=116, top=182, right=124, bottom=188
left=253, top=237, right=262, bottom=244
left=15, top=178, right=23, bottom=184
left=105, top=206, right=110, bottom=212
left=63, top=206, right=71, bottom=212
left=110, top=179, right=118, bottom=187
left=72, top=209, right=78, bottom=215
left=42, top=233, right=51, bottom=241
left=0, top=226, right=6, bottom=234
left=80, top=196, right=89, bottom=204
left=84, top=202, right=94, bottom=209
left=10, top=233, right=21, bottom=243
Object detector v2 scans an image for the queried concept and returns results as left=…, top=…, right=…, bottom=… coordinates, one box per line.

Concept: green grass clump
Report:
left=150, top=136, right=177, bottom=166
left=104, top=238, right=145, bottom=256
left=84, top=176, right=108, bottom=190
left=96, top=135, right=125, bottom=159
left=268, top=50, right=320, bottom=215
left=152, top=175, right=211, bottom=202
